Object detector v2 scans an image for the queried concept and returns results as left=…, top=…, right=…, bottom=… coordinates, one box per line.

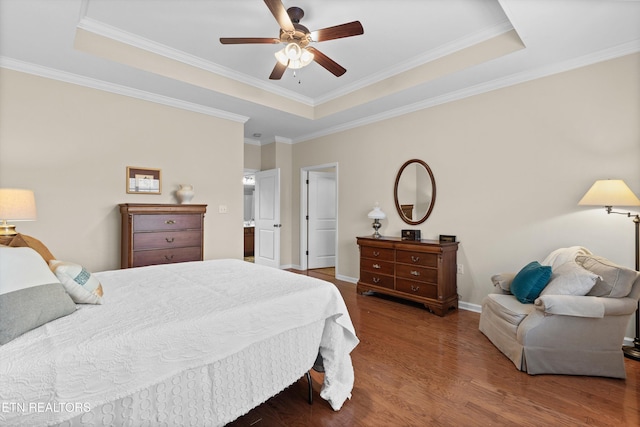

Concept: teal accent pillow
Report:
left=511, top=261, right=552, bottom=304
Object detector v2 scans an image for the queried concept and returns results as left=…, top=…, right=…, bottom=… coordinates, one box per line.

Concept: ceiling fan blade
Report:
left=306, top=47, right=346, bottom=77
left=220, top=37, right=280, bottom=44
left=264, top=0, right=295, bottom=32
left=269, top=61, right=288, bottom=80
left=312, top=21, right=364, bottom=42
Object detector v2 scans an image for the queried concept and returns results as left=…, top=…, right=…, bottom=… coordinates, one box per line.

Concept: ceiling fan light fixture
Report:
left=274, top=48, right=289, bottom=66
left=284, top=42, right=302, bottom=60
left=274, top=44, right=314, bottom=70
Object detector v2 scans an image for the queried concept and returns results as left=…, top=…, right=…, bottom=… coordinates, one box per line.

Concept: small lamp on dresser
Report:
left=578, top=179, right=640, bottom=361
left=367, top=204, right=386, bottom=238
left=0, top=188, right=37, bottom=237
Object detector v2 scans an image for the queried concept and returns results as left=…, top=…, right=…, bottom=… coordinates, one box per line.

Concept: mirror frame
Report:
left=393, top=159, right=437, bottom=225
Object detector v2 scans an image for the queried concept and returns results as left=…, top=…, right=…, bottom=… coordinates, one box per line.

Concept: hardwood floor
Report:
left=228, top=270, right=640, bottom=426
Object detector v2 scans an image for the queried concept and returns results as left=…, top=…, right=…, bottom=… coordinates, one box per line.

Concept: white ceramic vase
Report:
left=176, top=184, right=195, bottom=204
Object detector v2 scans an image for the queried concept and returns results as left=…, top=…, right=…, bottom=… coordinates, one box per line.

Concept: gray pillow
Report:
left=576, top=255, right=638, bottom=298
left=0, top=283, right=76, bottom=345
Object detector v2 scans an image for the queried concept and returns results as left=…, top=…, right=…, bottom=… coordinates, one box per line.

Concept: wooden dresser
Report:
left=119, top=203, right=207, bottom=268
left=356, top=236, right=459, bottom=316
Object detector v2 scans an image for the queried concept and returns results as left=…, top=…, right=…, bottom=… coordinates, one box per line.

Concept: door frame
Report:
left=299, top=162, right=338, bottom=272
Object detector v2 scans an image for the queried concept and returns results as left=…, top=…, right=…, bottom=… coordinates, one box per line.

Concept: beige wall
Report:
left=2, top=52, right=638, bottom=314
left=243, top=143, right=261, bottom=171
left=0, top=68, right=245, bottom=272
left=291, top=53, right=640, bottom=310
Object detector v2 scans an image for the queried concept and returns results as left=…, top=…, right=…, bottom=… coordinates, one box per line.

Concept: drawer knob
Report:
left=373, top=263, right=381, bottom=269
left=411, top=256, right=420, bottom=263
left=164, top=254, right=174, bottom=260
left=165, top=220, right=176, bottom=225
left=165, top=237, right=175, bottom=243
left=373, top=277, right=380, bottom=284
left=410, top=270, right=420, bottom=276
left=373, top=251, right=380, bottom=257
left=411, top=285, right=420, bottom=292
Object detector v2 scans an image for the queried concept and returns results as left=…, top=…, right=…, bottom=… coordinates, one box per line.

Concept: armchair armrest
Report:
left=491, top=272, right=516, bottom=294
left=534, top=294, right=637, bottom=318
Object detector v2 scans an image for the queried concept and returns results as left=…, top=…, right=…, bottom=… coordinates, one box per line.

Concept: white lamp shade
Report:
left=578, top=180, right=640, bottom=207
left=0, top=189, right=37, bottom=221
left=367, top=206, right=386, bottom=220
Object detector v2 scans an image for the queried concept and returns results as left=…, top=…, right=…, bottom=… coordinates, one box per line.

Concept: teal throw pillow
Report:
left=510, top=261, right=552, bottom=304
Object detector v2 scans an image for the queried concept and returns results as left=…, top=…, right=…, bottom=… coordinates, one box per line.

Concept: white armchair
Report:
left=479, top=247, right=640, bottom=378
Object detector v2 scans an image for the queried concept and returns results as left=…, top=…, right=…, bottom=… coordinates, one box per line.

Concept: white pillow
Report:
left=542, top=246, right=592, bottom=271
left=540, top=261, right=600, bottom=296
left=49, top=260, right=104, bottom=304
left=0, top=246, right=60, bottom=295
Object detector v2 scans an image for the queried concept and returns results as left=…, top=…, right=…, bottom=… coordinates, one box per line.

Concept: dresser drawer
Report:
left=396, top=250, right=438, bottom=268
left=133, top=214, right=202, bottom=232
left=133, top=230, right=201, bottom=250
left=359, top=270, right=394, bottom=290
left=360, top=258, right=394, bottom=275
left=396, top=264, right=438, bottom=283
left=132, top=246, right=202, bottom=267
left=396, top=279, right=438, bottom=299
left=360, top=246, right=394, bottom=261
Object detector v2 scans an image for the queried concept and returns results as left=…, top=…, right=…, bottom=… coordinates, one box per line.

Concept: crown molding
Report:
left=243, top=138, right=262, bottom=146
left=294, top=39, right=640, bottom=143
left=314, top=21, right=515, bottom=105
left=0, top=56, right=249, bottom=123
left=274, top=136, right=294, bottom=144
left=76, top=17, right=315, bottom=107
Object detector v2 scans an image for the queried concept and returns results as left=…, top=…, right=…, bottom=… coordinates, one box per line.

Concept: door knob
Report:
left=273, top=224, right=282, bottom=228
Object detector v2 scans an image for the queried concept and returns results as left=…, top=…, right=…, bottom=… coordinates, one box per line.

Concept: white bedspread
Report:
left=0, top=259, right=358, bottom=426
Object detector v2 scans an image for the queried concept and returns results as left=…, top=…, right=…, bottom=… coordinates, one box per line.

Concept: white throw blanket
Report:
left=0, top=259, right=358, bottom=426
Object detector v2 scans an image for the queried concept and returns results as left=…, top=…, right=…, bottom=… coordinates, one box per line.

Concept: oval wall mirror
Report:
left=393, top=159, right=436, bottom=225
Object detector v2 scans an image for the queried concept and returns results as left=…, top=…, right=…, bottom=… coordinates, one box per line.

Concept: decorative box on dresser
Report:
left=356, top=236, right=459, bottom=316
left=119, top=204, right=207, bottom=268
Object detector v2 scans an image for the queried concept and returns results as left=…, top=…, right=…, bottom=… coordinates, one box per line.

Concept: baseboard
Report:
left=336, top=274, right=358, bottom=284
left=459, top=301, right=482, bottom=313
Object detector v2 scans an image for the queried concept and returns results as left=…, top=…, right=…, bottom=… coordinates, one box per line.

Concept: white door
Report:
left=254, top=169, right=281, bottom=268
left=308, top=171, right=336, bottom=269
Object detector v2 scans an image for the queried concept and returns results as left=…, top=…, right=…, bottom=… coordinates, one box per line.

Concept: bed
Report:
left=0, top=240, right=358, bottom=426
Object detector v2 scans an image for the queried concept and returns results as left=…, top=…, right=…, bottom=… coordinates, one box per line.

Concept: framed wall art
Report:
left=126, top=167, right=161, bottom=194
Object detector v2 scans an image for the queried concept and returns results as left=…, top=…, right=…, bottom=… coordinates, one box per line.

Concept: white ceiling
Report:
left=1, top=0, right=639, bottom=144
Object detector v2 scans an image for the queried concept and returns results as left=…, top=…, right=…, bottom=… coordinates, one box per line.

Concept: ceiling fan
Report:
left=220, top=0, right=364, bottom=80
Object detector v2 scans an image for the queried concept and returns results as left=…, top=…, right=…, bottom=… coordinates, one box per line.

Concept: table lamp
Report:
left=367, top=204, right=386, bottom=238
left=0, top=188, right=37, bottom=236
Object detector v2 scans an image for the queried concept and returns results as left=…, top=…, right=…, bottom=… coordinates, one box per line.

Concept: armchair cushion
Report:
left=483, top=294, right=534, bottom=327
left=576, top=255, right=637, bottom=298
left=510, top=261, right=552, bottom=304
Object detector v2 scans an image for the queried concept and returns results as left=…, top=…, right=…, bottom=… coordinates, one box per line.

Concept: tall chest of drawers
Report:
left=357, top=236, right=459, bottom=316
left=119, top=204, right=207, bottom=268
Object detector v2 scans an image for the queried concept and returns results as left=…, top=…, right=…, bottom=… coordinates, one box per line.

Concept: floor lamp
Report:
left=578, top=179, right=640, bottom=360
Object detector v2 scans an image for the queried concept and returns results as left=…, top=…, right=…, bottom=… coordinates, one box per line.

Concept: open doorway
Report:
left=300, top=163, right=338, bottom=277
left=243, top=170, right=256, bottom=262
